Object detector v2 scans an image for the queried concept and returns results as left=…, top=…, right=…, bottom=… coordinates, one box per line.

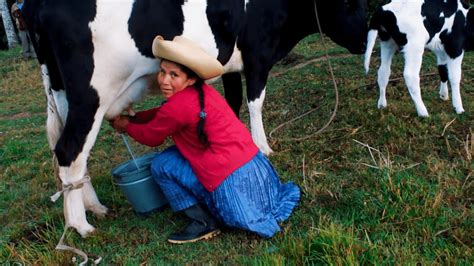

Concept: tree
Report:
left=0, top=0, right=18, bottom=49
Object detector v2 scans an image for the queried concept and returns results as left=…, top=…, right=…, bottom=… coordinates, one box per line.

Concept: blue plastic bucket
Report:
left=112, top=153, right=168, bottom=214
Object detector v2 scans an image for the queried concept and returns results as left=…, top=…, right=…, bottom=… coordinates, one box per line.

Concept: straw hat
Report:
left=152, top=35, right=224, bottom=80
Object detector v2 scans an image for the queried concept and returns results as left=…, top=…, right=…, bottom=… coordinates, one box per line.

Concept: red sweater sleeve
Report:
left=126, top=101, right=187, bottom=147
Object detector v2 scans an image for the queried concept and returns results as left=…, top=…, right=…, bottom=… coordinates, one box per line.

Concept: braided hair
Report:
left=178, top=64, right=209, bottom=147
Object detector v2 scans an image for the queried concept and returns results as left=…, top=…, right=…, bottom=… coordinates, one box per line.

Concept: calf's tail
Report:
left=364, top=6, right=385, bottom=74
left=364, top=29, right=378, bottom=74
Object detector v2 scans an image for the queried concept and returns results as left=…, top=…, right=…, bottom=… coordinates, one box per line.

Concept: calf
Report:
left=364, top=0, right=474, bottom=116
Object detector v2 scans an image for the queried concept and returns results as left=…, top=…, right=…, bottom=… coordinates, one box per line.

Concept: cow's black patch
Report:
left=440, top=11, right=466, bottom=58
left=422, top=0, right=458, bottom=42
left=129, top=0, right=185, bottom=58
left=206, top=0, right=244, bottom=64
left=370, top=7, right=407, bottom=47
left=438, top=64, right=448, bottom=82
left=55, top=86, right=100, bottom=166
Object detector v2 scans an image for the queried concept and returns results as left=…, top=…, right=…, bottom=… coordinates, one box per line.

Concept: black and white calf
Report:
left=364, top=0, right=474, bottom=116
left=22, top=0, right=368, bottom=237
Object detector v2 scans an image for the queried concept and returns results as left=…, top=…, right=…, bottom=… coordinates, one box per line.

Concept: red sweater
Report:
left=126, top=83, right=259, bottom=192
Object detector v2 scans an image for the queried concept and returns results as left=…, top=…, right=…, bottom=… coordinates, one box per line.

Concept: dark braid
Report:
left=179, top=64, right=209, bottom=147
left=194, top=79, right=209, bottom=146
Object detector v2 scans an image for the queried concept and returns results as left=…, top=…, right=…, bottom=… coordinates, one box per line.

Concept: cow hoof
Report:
left=439, top=94, right=449, bottom=101
left=260, top=146, right=274, bottom=156
left=377, top=99, right=387, bottom=109
left=73, top=223, right=96, bottom=238
left=417, top=111, right=429, bottom=118
left=455, top=108, right=465, bottom=114
left=89, top=204, right=108, bottom=219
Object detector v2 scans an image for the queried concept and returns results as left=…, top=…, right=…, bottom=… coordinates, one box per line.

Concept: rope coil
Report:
left=269, top=0, right=339, bottom=142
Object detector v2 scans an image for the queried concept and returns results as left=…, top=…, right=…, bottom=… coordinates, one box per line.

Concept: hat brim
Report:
left=152, top=36, right=224, bottom=80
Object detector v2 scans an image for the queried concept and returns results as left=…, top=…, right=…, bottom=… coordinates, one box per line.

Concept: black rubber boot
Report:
left=168, top=204, right=220, bottom=244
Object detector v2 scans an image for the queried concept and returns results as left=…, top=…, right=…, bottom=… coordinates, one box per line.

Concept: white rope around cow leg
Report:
left=49, top=175, right=102, bottom=265
left=50, top=175, right=91, bottom=202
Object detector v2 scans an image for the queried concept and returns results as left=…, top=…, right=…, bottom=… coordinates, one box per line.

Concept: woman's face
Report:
left=157, top=60, right=196, bottom=99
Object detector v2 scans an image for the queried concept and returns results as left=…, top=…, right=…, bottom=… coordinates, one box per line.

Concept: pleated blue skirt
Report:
left=150, top=146, right=300, bottom=238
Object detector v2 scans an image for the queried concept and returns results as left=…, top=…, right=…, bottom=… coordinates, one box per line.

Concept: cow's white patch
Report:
left=247, top=88, right=273, bottom=155
left=182, top=0, right=219, bottom=58
left=181, top=1, right=244, bottom=75
left=89, top=0, right=159, bottom=119
left=223, top=45, right=244, bottom=73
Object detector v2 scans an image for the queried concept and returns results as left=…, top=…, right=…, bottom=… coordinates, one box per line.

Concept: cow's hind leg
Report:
left=82, top=171, right=108, bottom=218
left=377, top=40, right=397, bottom=109
left=48, top=23, right=108, bottom=236
left=57, top=105, right=108, bottom=237
left=403, top=45, right=429, bottom=117
left=446, top=54, right=465, bottom=114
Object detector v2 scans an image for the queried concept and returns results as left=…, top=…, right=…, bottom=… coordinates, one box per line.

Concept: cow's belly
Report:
left=89, top=0, right=160, bottom=119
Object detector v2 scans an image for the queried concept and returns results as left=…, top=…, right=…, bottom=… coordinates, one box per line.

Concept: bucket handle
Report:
left=121, top=134, right=140, bottom=170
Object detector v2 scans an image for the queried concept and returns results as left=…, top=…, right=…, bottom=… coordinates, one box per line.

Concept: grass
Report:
left=1, top=34, right=473, bottom=264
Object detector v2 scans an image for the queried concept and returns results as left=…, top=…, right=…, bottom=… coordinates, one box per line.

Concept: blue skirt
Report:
left=150, top=146, right=300, bottom=238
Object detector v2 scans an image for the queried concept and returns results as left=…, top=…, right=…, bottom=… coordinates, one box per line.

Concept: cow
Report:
left=364, top=0, right=474, bottom=117
left=22, top=0, right=368, bottom=237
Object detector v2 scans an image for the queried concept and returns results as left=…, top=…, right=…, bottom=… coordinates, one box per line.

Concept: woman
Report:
left=111, top=36, right=300, bottom=244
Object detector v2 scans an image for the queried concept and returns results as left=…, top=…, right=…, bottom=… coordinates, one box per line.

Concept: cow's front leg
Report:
left=447, top=54, right=465, bottom=114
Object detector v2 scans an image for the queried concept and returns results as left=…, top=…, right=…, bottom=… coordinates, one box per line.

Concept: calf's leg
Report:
left=436, top=52, right=450, bottom=101
left=377, top=40, right=397, bottom=109
left=403, top=46, right=429, bottom=117
left=446, top=54, right=465, bottom=114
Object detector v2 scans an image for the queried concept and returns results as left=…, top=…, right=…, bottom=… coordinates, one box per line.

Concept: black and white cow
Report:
left=364, top=0, right=474, bottom=117
left=22, top=0, right=368, bottom=237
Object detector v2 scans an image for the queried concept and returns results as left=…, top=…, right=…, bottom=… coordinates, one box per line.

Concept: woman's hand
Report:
left=109, top=115, right=130, bottom=133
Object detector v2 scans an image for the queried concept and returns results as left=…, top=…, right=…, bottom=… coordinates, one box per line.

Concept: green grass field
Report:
left=1, top=35, right=472, bottom=264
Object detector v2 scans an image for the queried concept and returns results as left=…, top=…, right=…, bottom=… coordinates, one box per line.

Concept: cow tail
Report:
left=42, top=65, right=64, bottom=151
